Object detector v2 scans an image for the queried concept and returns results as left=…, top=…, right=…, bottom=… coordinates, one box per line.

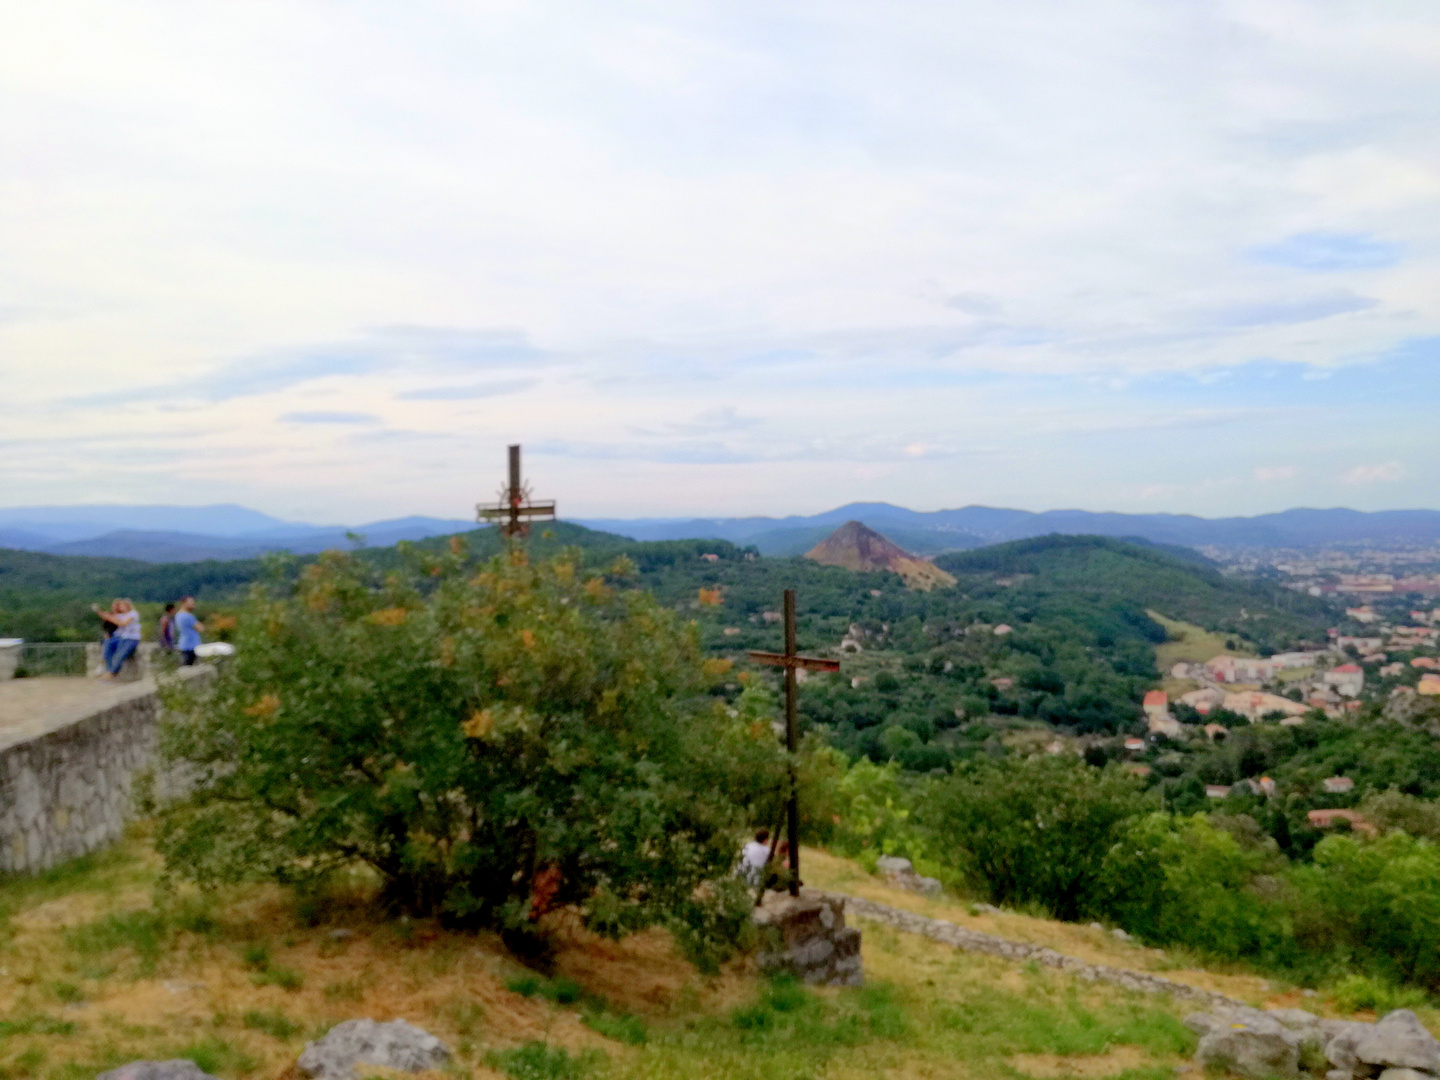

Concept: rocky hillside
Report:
left=805, top=520, right=957, bottom=591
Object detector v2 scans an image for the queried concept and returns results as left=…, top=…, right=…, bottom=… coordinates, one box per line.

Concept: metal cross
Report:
left=476, top=444, right=556, bottom=539
left=748, top=588, right=840, bottom=896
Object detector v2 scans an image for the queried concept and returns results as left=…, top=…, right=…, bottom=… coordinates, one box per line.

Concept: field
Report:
left=4, top=828, right=1431, bottom=1080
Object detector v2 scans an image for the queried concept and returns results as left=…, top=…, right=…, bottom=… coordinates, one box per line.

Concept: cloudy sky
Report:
left=3, top=1, right=1437, bottom=524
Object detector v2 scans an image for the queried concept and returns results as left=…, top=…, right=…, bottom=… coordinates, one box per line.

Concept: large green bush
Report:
left=156, top=544, right=775, bottom=947
left=919, top=756, right=1149, bottom=919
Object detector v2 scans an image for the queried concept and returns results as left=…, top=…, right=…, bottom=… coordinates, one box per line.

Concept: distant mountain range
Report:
left=0, top=504, right=476, bottom=562
left=2, top=502, right=1439, bottom=563
left=578, top=504, right=1440, bottom=556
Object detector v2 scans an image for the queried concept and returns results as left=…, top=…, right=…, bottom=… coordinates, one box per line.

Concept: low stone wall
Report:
left=828, top=892, right=1248, bottom=1010
left=84, top=642, right=163, bottom=681
left=0, top=667, right=210, bottom=874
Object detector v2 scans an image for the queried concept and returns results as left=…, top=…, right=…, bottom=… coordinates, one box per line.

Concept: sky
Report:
left=2, top=0, right=1438, bottom=524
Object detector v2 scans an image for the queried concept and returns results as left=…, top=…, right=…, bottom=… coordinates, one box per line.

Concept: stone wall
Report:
left=0, top=667, right=210, bottom=874
left=830, top=892, right=1248, bottom=1010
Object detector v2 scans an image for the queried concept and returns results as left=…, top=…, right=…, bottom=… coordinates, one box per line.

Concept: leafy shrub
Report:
left=920, top=756, right=1148, bottom=919
left=156, top=545, right=777, bottom=953
left=1328, top=974, right=1429, bottom=1015
left=1290, top=832, right=1440, bottom=990
left=1098, top=813, right=1292, bottom=961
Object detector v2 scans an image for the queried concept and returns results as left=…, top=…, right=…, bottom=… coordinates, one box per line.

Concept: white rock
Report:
left=298, top=1019, right=450, bottom=1080
left=97, top=1064, right=219, bottom=1080
left=1356, top=1011, right=1440, bottom=1073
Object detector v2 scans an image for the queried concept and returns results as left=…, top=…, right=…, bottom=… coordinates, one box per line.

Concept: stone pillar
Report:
left=753, top=888, right=862, bottom=986
left=0, top=642, right=20, bottom=681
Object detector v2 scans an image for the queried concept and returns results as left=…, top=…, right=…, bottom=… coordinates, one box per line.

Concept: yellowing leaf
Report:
left=520, top=628, right=536, bottom=648
left=243, top=694, right=280, bottom=719
left=702, top=658, right=733, bottom=678
left=463, top=709, right=494, bottom=738
left=698, top=588, right=723, bottom=606
left=449, top=535, right=465, bottom=555
left=367, top=607, right=410, bottom=626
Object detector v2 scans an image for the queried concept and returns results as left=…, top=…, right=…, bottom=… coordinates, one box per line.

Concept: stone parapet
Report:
left=753, top=888, right=863, bottom=986
left=0, top=666, right=211, bottom=874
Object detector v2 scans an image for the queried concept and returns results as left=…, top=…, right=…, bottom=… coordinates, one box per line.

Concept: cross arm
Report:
left=477, top=501, right=557, bottom=519
left=747, top=650, right=841, bottom=673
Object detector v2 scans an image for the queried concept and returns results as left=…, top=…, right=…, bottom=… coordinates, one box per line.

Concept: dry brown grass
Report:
left=0, top=837, right=754, bottom=1080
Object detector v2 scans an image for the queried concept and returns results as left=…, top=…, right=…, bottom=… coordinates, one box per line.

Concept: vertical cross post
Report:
left=507, top=444, right=523, bottom=535
left=748, top=590, right=839, bottom=899
left=782, top=588, right=800, bottom=896
left=477, top=443, right=555, bottom=538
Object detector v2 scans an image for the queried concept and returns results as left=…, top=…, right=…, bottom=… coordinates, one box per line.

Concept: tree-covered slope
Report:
left=936, top=534, right=1334, bottom=654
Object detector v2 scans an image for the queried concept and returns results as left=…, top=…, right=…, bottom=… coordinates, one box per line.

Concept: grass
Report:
left=2, top=834, right=1434, bottom=1080
left=1149, top=611, right=1255, bottom=670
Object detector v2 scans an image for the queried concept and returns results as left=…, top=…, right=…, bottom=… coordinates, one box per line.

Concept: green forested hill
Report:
left=935, top=534, right=1334, bottom=654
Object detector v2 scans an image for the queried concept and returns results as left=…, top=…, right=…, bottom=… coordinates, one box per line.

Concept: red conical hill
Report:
left=804, top=521, right=957, bottom=591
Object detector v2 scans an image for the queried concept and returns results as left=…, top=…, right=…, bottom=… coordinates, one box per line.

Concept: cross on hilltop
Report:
left=476, top=444, right=555, bottom=539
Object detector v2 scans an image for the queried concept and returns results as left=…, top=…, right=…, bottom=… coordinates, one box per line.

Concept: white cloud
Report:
left=1, top=1, right=1438, bottom=517
left=1254, top=466, right=1299, bottom=482
left=1340, top=462, right=1404, bottom=485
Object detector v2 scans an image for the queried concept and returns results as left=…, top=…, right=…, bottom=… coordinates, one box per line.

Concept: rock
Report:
left=298, top=1019, right=450, bottom=1080
left=1326, top=1071, right=1353, bottom=1080
left=1268, top=1009, right=1320, bottom=1032
left=875, top=857, right=944, bottom=898
left=1185, top=1012, right=1223, bottom=1037
left=97, top=1064, right=219, bottom=1080
left=1378, top=1070, right=1436, bottom=1080
left=973, top=903, right=1000, bottom=914
left=1089, top=922, right=1104, bottom=931
left=1196, top=1025, right=1300, bottom=1080
left=327, top=928, right=354, bottom=942
left=1355, top=1011, right=1440, bottom=1074
left=1111, top=928, right=1131, bottom=942
left=1325, top=1021, right=1372, bottom=1073
left=753, top=889, right=863, bottom=986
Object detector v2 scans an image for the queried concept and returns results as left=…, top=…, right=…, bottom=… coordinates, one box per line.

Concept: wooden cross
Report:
left=748, top=588, right=840, bottom=897
left=476, top=444, right=556, bottom=539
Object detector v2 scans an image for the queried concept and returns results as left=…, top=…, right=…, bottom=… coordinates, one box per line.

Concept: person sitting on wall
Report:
left=739, top=827, right=772, bottom=888
left=92, top=599, right=142, bottom=679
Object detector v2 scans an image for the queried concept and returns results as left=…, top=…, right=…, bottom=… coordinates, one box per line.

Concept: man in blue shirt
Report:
left=175, top=596, right=204, bottom=666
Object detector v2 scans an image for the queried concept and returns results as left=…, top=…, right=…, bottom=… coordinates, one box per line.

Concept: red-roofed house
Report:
left=1308, top=809, right=1377, bottom=836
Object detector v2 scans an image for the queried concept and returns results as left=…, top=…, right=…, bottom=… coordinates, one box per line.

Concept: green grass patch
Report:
left=931, top=988, right=1193, bottom=1059
left=0, top=1016, right=78, bottom=1039
left=504, top=974, right=585, bottom=1006
left=250, top=966, right=304, bottom=992
left=171, top=1036, right=259, bottom=1077
left=582, top=1011, right=647, bottom=1046
left=242, top=1010, right=302, bottom=1039
left=485, top=1042, right=604, bottom=1080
